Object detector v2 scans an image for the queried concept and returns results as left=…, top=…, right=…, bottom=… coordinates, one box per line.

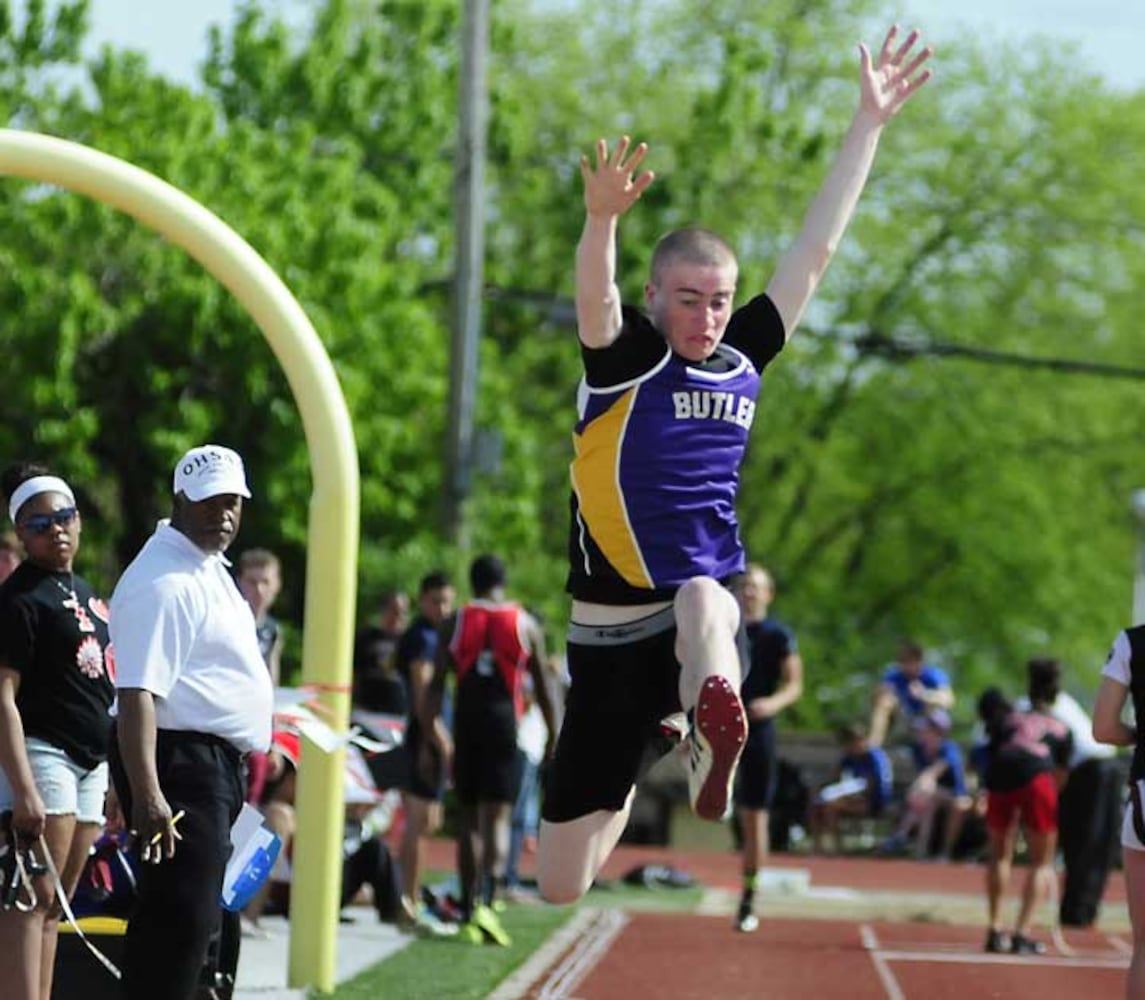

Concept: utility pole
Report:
left=444, top=0, right=490, bottom=547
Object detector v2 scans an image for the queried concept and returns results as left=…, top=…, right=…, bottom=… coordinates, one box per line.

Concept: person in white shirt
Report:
left=108, top=444, right=273, bottom=1000
left=1017, top=657, right=1120, bottom=927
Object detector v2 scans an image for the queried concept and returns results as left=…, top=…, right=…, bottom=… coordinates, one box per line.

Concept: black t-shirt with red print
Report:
left=0, top=561, right=114, bottom=770
left=979, top=710, right=1073, bottom=793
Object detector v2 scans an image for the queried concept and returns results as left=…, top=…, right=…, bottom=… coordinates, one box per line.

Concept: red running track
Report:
left=518, top=914, right=1129, bottom=1000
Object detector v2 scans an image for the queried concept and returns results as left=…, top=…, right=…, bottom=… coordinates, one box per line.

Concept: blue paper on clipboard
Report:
left=221, top=803, right=281, bottom=912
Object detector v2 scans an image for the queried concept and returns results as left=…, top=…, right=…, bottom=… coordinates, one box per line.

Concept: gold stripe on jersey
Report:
left=570, top=387, right=652, bottom=589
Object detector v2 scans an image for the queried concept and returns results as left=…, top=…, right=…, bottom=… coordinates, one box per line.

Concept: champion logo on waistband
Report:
left=595, top=626, right=642, bottom=640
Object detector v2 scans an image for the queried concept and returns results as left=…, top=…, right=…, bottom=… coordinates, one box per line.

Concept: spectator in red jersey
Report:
left=426, top=555, right=556, bottom=947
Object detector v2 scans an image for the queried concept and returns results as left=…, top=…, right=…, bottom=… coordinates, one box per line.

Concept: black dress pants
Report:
left=1059, top=757, right=1123, bottom=927
left=110, top=729, right=245, bottom=1000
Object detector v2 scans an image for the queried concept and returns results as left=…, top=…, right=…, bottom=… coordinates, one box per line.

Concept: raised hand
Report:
left=580, top=136, right=655, bottom=219
left=859, top=25, right=933, bottom=123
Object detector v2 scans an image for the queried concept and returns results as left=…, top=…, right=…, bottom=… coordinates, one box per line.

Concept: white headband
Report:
left=9, top=476, right=76, bottom=523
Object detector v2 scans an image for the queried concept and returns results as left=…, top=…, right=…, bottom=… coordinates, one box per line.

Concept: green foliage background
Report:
left=3, top=0, right=1143, bottom=727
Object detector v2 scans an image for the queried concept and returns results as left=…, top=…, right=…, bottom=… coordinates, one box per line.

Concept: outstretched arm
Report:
left=575, top=136, right=655, bottom=349
left=767, top=25, right=932, bottom=336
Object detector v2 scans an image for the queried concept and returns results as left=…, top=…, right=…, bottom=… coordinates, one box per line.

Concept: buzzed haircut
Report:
left=419, top=570, right=451, bottom=594
left=650, top=227, right=737, bottom=286
left=239, top=548, right=280, bottom=574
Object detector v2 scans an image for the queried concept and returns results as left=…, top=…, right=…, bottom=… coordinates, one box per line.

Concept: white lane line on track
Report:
left=487, top=908, right=600, bottom=1000
left=860, top=924, right=906, bottom=1000
left=535, top=908, right=630, bottom=1000
left=874, top=950, right=1127, bottom=969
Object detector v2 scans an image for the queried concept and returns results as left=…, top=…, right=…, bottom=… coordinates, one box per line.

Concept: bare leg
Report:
left=913, top=794, right=938, bottom=860
left=942, top=798, right=969, bottom=860
left=739, top=807, right=769, bottom=874
left=477, top=801, right=512, bottom=906
left=40, top=816, right=102, bottom=1000
left=673, top=578, right=741, bottom=712
left=243, top=802, right=294, bottom=927
left=398, top=794, right=434, bottom=909
left=1014, top=829, right=1057, bottom=937
left=537, top=789, right=635, bottom=904
left=1124, top=846, right=1145, bottom=999
left=737, top=807, right=768, bottom=926
left=0, top=836, right=45, bottom=1000
left=809, top=802, right=826, bottom=854
left=456, top=801, right=480, bottom=918
left=986, top=825, right=1014, bottom=932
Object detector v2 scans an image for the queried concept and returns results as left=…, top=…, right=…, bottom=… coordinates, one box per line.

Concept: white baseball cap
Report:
left=173, top=445, right=252, bottom=502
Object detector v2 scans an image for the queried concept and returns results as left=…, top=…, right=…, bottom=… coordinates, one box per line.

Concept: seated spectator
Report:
left=869, top=641, right=954, bottom=748
left=880, top=709, right=973, bottom=860
left=976, top=687, right=1072, bottom=955
left=809, top=721, right=893, bottom=854
left=242, top=730, right=403, bottom=936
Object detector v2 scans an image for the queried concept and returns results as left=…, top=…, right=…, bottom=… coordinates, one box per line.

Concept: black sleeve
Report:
left=0, top=596, right=36, bottom=674
left=722, top=293, right=787, bottom=372
left=579, top=306, right=670, bottom=387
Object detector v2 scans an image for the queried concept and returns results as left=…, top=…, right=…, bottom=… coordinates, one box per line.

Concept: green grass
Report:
left=313, top=876, right=705, bottom=999
left=318, top=903, right=573, bottom=999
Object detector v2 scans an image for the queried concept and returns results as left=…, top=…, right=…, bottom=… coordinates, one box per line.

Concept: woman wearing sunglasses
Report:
left=0, top=463, right=113, bottom=1000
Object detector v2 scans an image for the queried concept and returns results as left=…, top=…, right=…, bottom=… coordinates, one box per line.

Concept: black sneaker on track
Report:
left=1010, top=933, right=1046, bottom=955
left=984, top=929, right=1009, bottom=953
left=735, top=907, right=759, bottom=933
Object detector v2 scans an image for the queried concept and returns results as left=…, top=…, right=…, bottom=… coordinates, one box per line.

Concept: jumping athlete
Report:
left=538, top=25, right=932, bottom=904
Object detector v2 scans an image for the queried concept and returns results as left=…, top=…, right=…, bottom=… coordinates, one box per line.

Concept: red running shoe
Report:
left=687, top=675, right=747, bottom=821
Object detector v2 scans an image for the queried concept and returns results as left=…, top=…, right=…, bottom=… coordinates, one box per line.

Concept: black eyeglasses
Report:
left=20, top=507, right=78, bottom=535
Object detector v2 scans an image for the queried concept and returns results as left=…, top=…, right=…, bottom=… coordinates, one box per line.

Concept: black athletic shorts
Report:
left=734, top=721, right=778, bottom=811
left=402, top=740, right=445, bottom=802
left=542, top=607, right=682, bottom=823
left=453, top=701, right=519, bottom=805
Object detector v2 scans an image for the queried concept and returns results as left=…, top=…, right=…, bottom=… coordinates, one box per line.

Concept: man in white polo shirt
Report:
left=109, top=444, right=273, bottom=1000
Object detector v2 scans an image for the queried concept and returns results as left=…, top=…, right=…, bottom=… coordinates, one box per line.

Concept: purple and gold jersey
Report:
left=567, top=294, right=785, bottom=604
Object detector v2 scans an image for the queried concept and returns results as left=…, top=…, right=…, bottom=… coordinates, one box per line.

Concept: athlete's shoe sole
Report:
left=688, top=675, right=747, bottom=821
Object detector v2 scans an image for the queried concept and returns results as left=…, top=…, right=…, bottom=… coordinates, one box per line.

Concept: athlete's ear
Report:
left=644, top=280, right=657, bottom=309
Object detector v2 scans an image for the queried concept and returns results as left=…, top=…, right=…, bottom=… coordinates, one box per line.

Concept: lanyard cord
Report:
left=36, top=834, right=122, bottom=980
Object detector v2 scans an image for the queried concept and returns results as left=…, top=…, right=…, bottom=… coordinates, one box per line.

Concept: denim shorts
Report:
left=0, top=738, right=108, bottom=824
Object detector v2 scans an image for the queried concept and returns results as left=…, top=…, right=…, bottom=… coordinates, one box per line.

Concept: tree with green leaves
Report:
left=0, top=0, right=1141, bottom=719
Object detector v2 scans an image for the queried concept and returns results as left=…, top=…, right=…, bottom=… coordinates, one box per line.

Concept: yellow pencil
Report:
left=149, top=809, right=186, bottom=845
